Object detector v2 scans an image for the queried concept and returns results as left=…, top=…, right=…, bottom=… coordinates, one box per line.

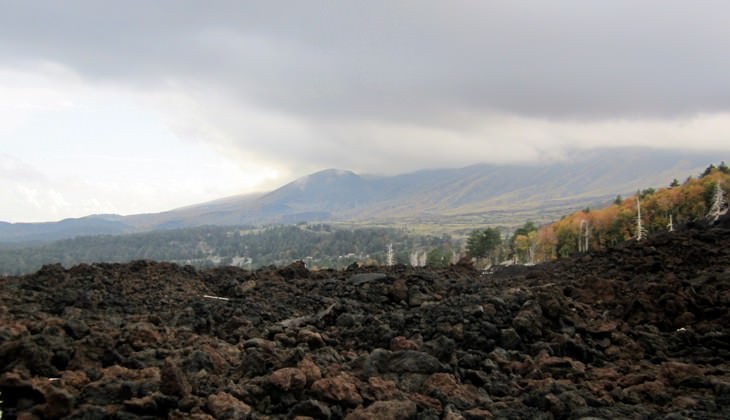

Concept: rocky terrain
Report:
left=1, top=217, right=729, bottom=419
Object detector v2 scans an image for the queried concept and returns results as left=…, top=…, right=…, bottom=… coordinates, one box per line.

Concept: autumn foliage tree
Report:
left=501, top=164, right=730, bottom=263
left=465, top=164, right=729, bottom=266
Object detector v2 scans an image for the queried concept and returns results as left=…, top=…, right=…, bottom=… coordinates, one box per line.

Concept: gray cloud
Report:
left=3, top=1, right=730, bottom=222
left=2, top=1, right=729, bottom=123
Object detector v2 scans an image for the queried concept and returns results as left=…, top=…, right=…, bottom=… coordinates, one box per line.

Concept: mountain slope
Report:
left=193, top=147, right=719, bottom=225
left=0, top=215, right=132, bottom=243
left=0, top=147, right=725, bottom=243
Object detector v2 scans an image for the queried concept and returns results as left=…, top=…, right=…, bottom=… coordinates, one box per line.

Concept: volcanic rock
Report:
left=1, top=221, right=730, bottom=418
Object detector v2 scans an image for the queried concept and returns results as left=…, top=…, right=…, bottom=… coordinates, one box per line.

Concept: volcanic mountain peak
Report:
left=294, top=168, right=360, bottom=184
left=0, top=147, right=726, bottom=243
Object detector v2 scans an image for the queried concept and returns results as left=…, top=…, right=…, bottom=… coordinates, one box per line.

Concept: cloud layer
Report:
left=1, top=1, right=730, bottom=221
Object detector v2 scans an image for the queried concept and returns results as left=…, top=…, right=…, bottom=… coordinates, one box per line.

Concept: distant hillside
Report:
left=0, top=224, right=447, bottom=276
left=0, top=215, right=130, bottom=243
left=503, top=163, right=730, bottom=264
left=132, top=147, right=724, bottom=228
left=0, top=147, right=725, bottom=243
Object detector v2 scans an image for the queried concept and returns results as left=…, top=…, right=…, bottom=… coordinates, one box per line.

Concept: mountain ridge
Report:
left=0, top=147, right=726, bottom=243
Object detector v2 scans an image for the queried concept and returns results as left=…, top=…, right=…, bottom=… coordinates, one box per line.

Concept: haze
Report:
left=2, top=1, right=730, bottom=222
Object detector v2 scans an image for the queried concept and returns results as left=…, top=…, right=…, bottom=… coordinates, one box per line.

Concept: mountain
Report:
left=0, top=147, right=726, bottom=243
left=160, top=147, right=723, bottom=227
left=0, top=215, right=131, bottom=244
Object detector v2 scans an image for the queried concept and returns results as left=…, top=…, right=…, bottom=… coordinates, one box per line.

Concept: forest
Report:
left=2, top=164, right=728, bottom=275
left=466, top=163, right=730, bottom=265
left=0, top=224, right=453, bottom=275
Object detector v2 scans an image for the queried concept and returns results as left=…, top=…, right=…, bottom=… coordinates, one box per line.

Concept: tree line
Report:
left=0, top=224, right=453, bottom=275
left=466, top=163, right=730, bottom=265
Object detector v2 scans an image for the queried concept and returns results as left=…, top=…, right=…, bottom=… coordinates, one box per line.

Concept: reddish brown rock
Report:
left=463, top=407, right=494, bottom=419
left=61, top=369, right=89, bottom=390
left=269, top=367, right=308, bottom=391
left=160, top=357, right=191, bottom=397
left=206, top=391, right=252, bottom=419
left=365, top=376, right=402, bottom=400
left=660, top=361, right=703, bottom=386
left=297, top=357, right=322, bottom=385
left=200, top=344, right=230, bottom=374
left=298, top=328, right=325, bottom=348
left=124, top=321, right=162, bottom=351
left=344, top=400, right=418, bottom=420
left=409, top=392, right=443, bottom=414
left=311, top=373, right=363, bottom=406
left=422, top=373, right=490, bottom=409
left=390, top=336, right=419, bottom=351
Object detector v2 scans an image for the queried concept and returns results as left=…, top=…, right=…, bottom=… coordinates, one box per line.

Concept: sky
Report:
left=2, top=1, right=730, bottom=223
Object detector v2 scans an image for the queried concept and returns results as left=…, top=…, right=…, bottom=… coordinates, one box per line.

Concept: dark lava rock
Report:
left=2, top=222, right=730, bottom=418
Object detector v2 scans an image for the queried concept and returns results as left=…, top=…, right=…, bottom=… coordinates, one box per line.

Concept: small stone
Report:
left=269, top=367, right=308, bottom=391
left=160, top=358, right=191, bottom=397
left=500, top=328, right=521, bottom=350
left=123, top=394, right=159, bottom=415
left=124, top=321, right=162, bottom=351
left=297, top=357, right=322, bottom=385
left=345, top=400, right=418, bottom=420
left=408, top=288, right=427, bottom=307
left=61, top=370, right=89, bottom=390
left=389, top=278, right=409, bottom=302
left=390, top=336, right=419, bottom=351
left=64, top=319, right=90, bottom=339
left=39, top=385, right=75, bottom=418
left=512, top=300, right=543, bottom=338
left=311, top=373, right=363, bottom=406
left=290, top=399, right=332, bottom=419
left=238, top=280, right=257, bottom=294
left=422, top=373, right=490, bottom=410
left=206, top=391, right=252, bottom=419
left=298, top=329, right=325, bottom=348
left=463, top=407, right=494, bottom=420
left=366, top=376, right=401, bottom=400
left=660, top=361, right=702, bottom=386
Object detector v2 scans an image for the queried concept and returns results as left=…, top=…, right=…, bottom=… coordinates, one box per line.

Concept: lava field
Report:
left=1, top=217, right=729, bottom=419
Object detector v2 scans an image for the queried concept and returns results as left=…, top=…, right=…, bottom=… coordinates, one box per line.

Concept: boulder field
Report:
left=1, top=217, right=729, bottom=419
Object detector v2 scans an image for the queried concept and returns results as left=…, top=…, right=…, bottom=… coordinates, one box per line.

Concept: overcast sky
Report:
left=2, top=1, right=730, bottom=222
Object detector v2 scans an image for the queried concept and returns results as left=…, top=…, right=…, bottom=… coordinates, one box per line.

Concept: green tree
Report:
left=702, top=164, right=717, bottom=178
left=466, top=227, right=502, bottom=262
left=513, top=221, right=537, bottom=238
left=720, top=161, right=730, bottom=174
left=426, top=247, right=452, bottom=268
left=510, top=221, right=537, bottom=259
left=639, top=188, right=656, bottom=199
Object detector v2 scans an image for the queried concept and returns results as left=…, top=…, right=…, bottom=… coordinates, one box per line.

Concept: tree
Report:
left=513, top=221, right=537, bottom=238
left=635, top=196, right=648, bottom=241
left=702, top=164, right=716, bottom=178
left=466, top=227, right=502, bottom=262
left=706, top=182, right=729, bottom=223
left=535, top=226, right=557, bottom=262
left=720, top=161, right=730, bottom=174
left=670, top=178, right=680, bottom=188
left=639, top=188, right=655, bottom=199
left=578, top=220, right=590, bottom=252
left=555, top=223, right=578, bottom=257
left=513, top=234, right=530, bottom=263
left=426, top=247, right=452, bottom=268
